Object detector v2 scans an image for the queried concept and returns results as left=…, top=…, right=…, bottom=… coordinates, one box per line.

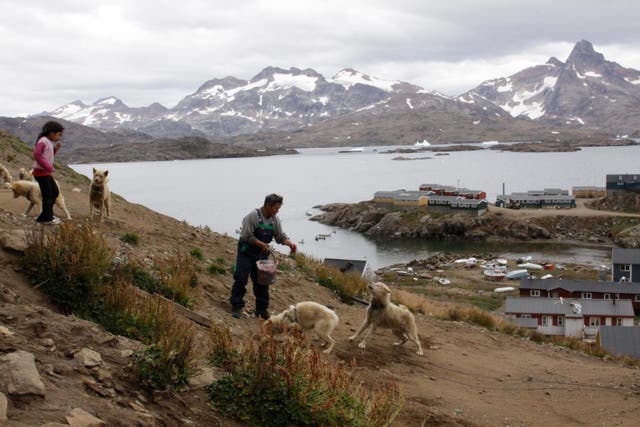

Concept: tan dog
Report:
left=89, top=168, right=111, bottom=222
left=0, top=163, right=12, bottom=187
left=349, top=282, right=423, bottom=355
left=10, top=180, right=72, bottom=220
left=269, top=301, right=339, bottom=353
left=18, top=167, right=33, bottom=181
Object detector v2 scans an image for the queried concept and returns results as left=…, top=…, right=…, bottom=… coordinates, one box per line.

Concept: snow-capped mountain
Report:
left=464, top=40, right=640, bottom=132
left=46, top=67, right=423, bottom=138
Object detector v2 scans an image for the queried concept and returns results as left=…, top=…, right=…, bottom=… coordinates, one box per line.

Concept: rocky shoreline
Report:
left=311, top=201, right=640, bottom=247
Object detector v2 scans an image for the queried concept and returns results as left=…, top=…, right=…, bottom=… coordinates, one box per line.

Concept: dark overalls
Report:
left=230, top=209, right=275, bottom=312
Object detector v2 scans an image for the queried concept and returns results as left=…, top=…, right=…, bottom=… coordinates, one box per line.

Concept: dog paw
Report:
left=348, top=336, right=355, bottom=342
left=322, top=349, right=332, bottom=354
left=416, top=350, right=424, bottom=356
left=357, top=342, right=366, bottom=349
left=393, top=341, right=401, bottom=346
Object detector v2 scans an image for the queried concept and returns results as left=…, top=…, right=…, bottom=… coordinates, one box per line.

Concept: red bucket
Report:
left=256, top=256, right=278, bottom=286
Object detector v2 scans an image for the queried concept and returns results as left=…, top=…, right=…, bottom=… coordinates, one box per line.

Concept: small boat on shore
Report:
left=496, top=258, right=508, bottom=265
left=506, top=269, right=529, bottom=280
left=479, top=263, right=507, bottom=271
left=494, top=286, right=515, bottom=293
left=517, top=262, right=544, bottom=270
left=540, top=274, right=553, bottom=280
left=437, top=277, right=451, bottom=285
left=484, top=269, right=506, bottom=281
left=516, top=256, right=532, bottom=264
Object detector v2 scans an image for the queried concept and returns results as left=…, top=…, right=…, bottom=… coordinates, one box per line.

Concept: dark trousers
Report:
left=230, top=252, right=269, bottom=311
left=34, top=175, right=59, bottom=222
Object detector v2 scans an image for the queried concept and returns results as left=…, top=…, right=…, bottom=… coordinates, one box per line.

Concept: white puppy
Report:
left=11, top=179, right=72, bottom=220
left=349, top=282, right=423, bottom=355
left=89, top=168, right=111, bottom=222
left=269, top=301, right=339, bottom=353
left=18, top=167, right=33, bottom=181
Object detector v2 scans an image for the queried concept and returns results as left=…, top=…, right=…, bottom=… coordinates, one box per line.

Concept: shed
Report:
left=322, top=258, right=368, bottom=276
left=597, top=326, right=640, bottom=359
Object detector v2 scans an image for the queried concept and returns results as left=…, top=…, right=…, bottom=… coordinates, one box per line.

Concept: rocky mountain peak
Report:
left=546, top=57, right=564, bottom=67
left=567, top=39, right=605, bottom=66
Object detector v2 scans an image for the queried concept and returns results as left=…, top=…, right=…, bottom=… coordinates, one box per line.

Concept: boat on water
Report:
left=484, top=269, right=506, bottom=281
left=494, top=286, right=515, bottom=293
left=506, top=269, right=529, bottom=280
left=338, top=147, right=364, bottom=153
left=414, top=139, right=431, bottom=147
left=517, top=262, right=544, bottom=270
left=305, top=210, right=313, bottom=216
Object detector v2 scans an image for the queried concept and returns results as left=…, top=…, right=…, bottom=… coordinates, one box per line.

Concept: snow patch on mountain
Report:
left=331, top=68, right=398, bottom=91
left=500, top=76, right=556, bottom=119
left=406, top=98, right=414, bottom=109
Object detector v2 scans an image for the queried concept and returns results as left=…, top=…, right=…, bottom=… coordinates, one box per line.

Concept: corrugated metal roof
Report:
left=611, top=248, right=640, bottom=265
left=519, top=278, right=640, bottom=293
left=505, top=297, right=634, bottom=317
left=598, top=326, right=640, bottom=359
left=322, top=258, right=367, bottom=275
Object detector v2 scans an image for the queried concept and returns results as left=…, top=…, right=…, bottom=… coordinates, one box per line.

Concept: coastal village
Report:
left=365, top=174, right=640, bottom=359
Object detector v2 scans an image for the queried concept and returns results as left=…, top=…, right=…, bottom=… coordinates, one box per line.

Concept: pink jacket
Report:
left=32, top=137, right=58, bottom=176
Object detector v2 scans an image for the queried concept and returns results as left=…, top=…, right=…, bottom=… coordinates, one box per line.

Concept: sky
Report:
left=2, top=0, right=640, bottom=117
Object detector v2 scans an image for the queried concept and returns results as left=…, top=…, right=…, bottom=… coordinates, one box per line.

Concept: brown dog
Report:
left=349, top=282, right=423, bottom=355
left=89, top=168, right=111, bottom=222
left=11, top=179, right=72, bottom=220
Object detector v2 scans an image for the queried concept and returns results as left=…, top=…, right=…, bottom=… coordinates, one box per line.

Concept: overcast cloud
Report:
left=1, top=0, right=639, bottom=116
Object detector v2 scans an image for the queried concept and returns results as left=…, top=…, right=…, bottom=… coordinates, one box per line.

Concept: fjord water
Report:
left=71, top=144, right=640, bottom=269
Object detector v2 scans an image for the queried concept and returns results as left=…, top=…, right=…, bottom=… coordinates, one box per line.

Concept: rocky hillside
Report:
left=464, top=40, right=640, bottom=134
left=0, top=118, right=296, bottom=164
left=311, top=201, right=640, bottom=247
left=1, top=129, right=640, bottom=426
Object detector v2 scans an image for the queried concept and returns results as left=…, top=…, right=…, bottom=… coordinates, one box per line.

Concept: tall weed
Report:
left=208, top=323, right=403, bottom=426
left=293, top=253, right=367, bottom=302
left=23, top=223, right=113, bottom=313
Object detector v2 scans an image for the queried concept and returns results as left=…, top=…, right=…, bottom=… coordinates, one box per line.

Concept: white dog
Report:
left=269, top=301, right=339, bottom=353
left=11, top=179, right=72, bottom=220
left=349, top=282, right=423, bottom=355
left=89, top=168, right=111, bottom=222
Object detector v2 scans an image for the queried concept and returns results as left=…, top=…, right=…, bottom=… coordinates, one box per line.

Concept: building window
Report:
left=530, top=290, right=540, bottom=297
left=557, top=316, right=564, bottom=327
left=581, top=292, right=592, bottom=299
left=635, top=295, right=640, bottom=302
left=621, top=264, right=631, bottom=272
left=603, top=293, right=611, bottom=300
left=616, top=318, right=623, bottom=326
left=520, top=314, right=531, bottom=318
left=541, top=315, right=552, bottom=326
left=589, top=317, right=601, bottom=327
left=615, top=293, right=620, bottom=300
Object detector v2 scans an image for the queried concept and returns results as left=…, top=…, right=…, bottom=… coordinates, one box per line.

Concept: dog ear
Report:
left=93, top=167, right=96, bottom=174
left=104, top=170, right=109, bottom=176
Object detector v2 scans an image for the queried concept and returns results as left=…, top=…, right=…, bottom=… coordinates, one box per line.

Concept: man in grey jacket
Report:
left=230, top=194, right=297, bottom=319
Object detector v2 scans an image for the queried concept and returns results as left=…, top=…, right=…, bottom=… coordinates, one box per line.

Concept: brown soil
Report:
left=1, top=162, right=640, bottom=426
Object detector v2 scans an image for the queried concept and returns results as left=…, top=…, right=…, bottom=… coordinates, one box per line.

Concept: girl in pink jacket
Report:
left=32, top=121, right=64, bottom=224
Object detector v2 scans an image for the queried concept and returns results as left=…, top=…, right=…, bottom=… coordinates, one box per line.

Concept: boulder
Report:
left=74, top=348, right=103, bottom=368
left=0, top=350, right=45, bottom=397
left=65, top=408, right=106, bottom=427
left=0, top=229, right=27, bottom=253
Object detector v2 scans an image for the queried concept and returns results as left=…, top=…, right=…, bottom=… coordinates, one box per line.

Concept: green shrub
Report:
left=115, top=257, right=195, bottom=307
left=189, top=247, right=204, bottom=260
left=207, top=324, right=402, bottom=426
left=133, top=317, right=196, bottom=390
left=23, top=223, right=113, bottom=313
left=120, top=232, right=140, bottom=245
left=207, top=262, right=226, bottom=275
